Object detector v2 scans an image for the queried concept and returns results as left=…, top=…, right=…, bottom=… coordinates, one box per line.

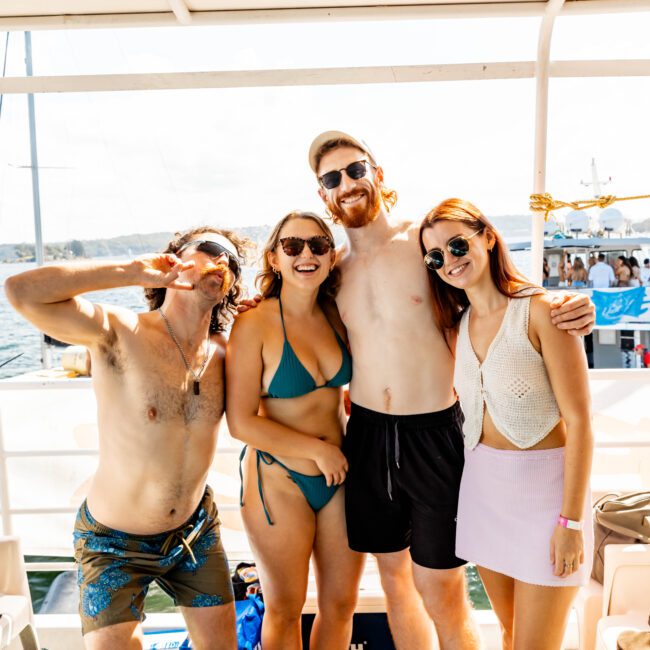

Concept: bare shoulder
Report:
left=396, top=218, right=418, bottom=238
left=109, top=304, right=141, bottom=330
left=83, top=303, right=139, bottom=349
left=529, top=292, right=576, bottom=346
left=336, top=241, right=352, bottom=268
left=229, top=298, right=275, bottom=341
left=529, top=292, right=556, bottom=330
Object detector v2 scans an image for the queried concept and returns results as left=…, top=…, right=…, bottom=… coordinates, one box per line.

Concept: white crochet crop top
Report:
left=454, top=290, right=561, bottom=450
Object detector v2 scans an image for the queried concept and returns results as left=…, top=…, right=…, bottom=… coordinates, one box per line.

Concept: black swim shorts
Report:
left=343, top=401, right=466, bottom=570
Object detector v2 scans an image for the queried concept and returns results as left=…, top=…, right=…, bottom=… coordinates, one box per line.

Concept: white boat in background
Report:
left=2, top=1, right=650, bottom=649
left=510, top=237, right=650, bottom=369
left=565, top=210, right=593, bottom=236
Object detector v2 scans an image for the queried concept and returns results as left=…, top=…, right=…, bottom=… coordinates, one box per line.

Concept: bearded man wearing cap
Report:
left=308, top=131, right=596, bottom=649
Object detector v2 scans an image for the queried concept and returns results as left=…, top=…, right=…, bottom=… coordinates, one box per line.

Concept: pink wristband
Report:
left=558, top=515, right=582, bottom=531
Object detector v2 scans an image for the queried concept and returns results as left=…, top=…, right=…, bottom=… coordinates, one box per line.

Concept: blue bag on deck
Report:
left=236, top=594, right=264, bottom=650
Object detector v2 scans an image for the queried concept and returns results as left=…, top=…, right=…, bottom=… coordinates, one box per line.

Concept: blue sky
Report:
left=1, top=12, right=650, bottom=243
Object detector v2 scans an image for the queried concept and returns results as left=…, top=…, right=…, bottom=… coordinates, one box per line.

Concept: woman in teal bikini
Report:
left=226, top=211, right=365, bottom=650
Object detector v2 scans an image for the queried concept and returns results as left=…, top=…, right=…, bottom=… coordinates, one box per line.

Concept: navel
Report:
left=169, top=508, right=176, bottom=516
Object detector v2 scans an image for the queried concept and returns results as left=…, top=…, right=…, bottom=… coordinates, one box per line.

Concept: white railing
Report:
left=1, top=369, right=649, bottom=571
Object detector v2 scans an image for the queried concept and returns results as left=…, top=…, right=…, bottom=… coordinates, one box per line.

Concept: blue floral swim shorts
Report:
left=73, top=485, right=234, bottom=635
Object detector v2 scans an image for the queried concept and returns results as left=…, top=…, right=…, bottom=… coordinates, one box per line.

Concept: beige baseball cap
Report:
left=308, top=130, right=376, bottom=174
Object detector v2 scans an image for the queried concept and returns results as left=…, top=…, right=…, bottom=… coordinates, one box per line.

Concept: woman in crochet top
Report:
left=418, top=198, right=593, bottom=650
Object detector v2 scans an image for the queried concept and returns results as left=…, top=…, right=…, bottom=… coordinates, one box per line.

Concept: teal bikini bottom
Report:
left=239, top=447, right=339, bottom=525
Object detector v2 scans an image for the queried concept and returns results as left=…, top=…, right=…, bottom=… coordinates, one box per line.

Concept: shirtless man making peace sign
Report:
left=6, top=227, right=247, bottom=650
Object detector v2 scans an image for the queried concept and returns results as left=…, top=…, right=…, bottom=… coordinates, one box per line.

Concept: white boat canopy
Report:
left=1, top=1, right=650, bottom=29
left=1, top=0, right=650, bottom=283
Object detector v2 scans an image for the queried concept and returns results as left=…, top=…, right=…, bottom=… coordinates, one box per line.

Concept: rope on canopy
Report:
left=530, top=192, right=650, bottom=220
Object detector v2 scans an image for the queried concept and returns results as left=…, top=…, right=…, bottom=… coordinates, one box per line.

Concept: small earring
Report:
left=272, top=267, right=281, bottom=278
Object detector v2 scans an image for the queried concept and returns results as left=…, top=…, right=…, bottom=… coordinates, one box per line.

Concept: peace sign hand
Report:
left=132, top=254, right=195, bottom=290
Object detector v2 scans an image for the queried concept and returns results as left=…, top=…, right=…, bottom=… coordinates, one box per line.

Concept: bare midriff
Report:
left=258, top=387, right=345, bottom=476
left=479, top=408, right=567, bottom=451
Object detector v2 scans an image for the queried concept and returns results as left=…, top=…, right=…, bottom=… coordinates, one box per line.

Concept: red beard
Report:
left=327, top=185, right=382, bottom=229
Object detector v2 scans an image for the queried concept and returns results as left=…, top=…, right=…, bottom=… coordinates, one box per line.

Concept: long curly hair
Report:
left=418, top=198, right=533, bottom=332
left=313, top=138, right=398, bottom=215
left=144, top=226, right=249, bottom=333
left=256, top=211, right=341, bottom=304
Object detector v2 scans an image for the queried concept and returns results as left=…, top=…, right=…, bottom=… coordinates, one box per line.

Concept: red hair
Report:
left=418, top=198, right=533, bottom=332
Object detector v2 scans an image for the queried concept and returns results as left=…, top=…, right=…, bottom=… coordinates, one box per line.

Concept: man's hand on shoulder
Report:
left=236, top=294, right=262, bottom=314
left=132, top=254, right=195, bottom=290
left=549, top=291, right=595, bottom=336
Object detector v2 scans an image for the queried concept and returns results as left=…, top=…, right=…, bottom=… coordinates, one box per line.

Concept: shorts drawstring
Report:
left=386, top=420, right=402, bottom=500
left=386, top=424, right=393, bottom=501
left=160, top=521, right=203, bottom=566
left=394, top=422, right=401, bottom=469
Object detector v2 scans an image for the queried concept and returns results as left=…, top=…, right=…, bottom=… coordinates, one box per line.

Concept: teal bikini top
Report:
left=266, top=297, right=352, bottom=399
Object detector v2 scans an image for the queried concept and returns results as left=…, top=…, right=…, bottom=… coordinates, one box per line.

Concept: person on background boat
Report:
left=615, top=255, right=633, bottom=287
left=628, top=256, right=642, bottom=287
left=587, top=253, right=596, bottom=270
left=588, top=253, right=616, bottom=288
left=569, top=256, right=588, bottom=288
left=419, top=198, right=593, bottom=650
left=5, top=227, right=247, bottom=650
left=306, top=130, right=596, bottom=650
left=542, top=258, right=550, bottom=287
left=641, top=258, right=650, bottom=286
left=226, top=210, right=365, bottom=650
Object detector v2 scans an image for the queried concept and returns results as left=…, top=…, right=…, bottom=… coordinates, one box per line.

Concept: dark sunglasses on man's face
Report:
left=176, top=239, right=241, bottom=278
left=318, top=160, right=375, bottom=190
left=423, top=229, right=484, bottom=271
left=279, top=236, right=334, bottom=257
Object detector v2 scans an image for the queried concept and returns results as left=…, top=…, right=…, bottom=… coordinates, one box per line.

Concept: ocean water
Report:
left=0, top=248, right=531, bottom=379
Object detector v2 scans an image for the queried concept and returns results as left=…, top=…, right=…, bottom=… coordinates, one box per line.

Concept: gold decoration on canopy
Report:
left=530, top=193, right=650, bottom=221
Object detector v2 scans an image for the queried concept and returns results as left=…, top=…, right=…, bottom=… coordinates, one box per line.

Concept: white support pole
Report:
left=0, top=413, right=13, bottom=535
left=167, top=0, right=192, bottom=25
left=531, top=0, right=566, bottom=285
left=25, top=32, right=51, bottom=369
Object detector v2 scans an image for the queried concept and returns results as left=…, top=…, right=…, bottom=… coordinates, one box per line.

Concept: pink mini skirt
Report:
left=456, top=443, right=593, bottom=587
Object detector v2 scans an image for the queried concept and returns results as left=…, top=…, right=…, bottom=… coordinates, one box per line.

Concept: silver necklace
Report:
left=158, top=308, right=211, bottom=395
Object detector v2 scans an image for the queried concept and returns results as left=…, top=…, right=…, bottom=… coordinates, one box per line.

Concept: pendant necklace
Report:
left=159, top=308, right=210, bottom=395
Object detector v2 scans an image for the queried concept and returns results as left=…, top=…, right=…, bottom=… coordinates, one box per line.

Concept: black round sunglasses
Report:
left=318, top=160, right=375, bottom=190
left=423, top=229, right=484, bottom=271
